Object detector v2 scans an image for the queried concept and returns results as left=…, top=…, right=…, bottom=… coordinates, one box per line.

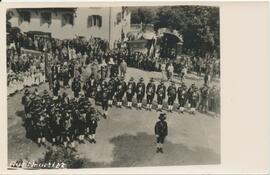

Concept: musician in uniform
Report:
left=88, top=108, right=99, bottom=143
left=36, top=109, right=47, bottom=147
left=88, top=74, right=97, bottom=98
left=51, top=62, right=59, bottom=82
left=154, top=113, right=168, bottom=153
left=67, top=107, right=76, bottom=151
left=146, top=78, right=156, bottom=111
left=188, top=84, right=200, bottom=114
left=78, top=108, right=86, bottom=144
left=177, top=83, right=188, bottom=113
left=208, top=85, right=219, bottom=117
left=101, top=87, right=109, bottom=117
left=21, top=89, right=32, bottom=138
left=198, top=83, right=209, bottom=113
left=52, top=79, right=60, bottom=100
left=156, top=80, right=166, bottom=111
left=136, top=77, right=145, bottom=109
left=115, top=77, right=126, bottom=107
left=107, top=77, right=116, bottom=106
left=167, top=81, right=177, bottom=112
left=95, top=79, right=102, bottom=105
left=83, top=74, right=94, bottom=100
left=126, top=77, right=136, bottom=108
left=61, top=111, right=72, bottom=148
left=62, top=63, right=70, bottom=89
left=71, top=75, right=81, bottom=99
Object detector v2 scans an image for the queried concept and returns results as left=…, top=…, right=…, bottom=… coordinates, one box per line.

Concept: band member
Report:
left=156, top=80, right=166, bottom=111
left=36, top=110, right=47, bottom=147
left=136, top=77, right=145, bottom=109
left=61, top=111, right=72, bottom=148
left=188, top=84, right=200, bottom=114
left=208, top=85, right=219, bottom=117
left=67, top=108, right=76, bottom=151
left=198, top=83, right=209, bottom=113
left=87, top=107, right=99, bottom=143
left=21, top=89, right=32, bottom=138
left=83, top=77, right=90, bottom=100
left=52, top=79, right=60, bottom=99
left=177, top=83, right=187, bottom=113
left=85, top=74, right=96, bottom=99
left=167, top=81, right=177, bottom=112
left=78, top=108, right=86, bottom=144
left=41, top=90, right=51, bottom=108
left=155, top=113, right=168, bottom=153
left=72, top=75, right=81, bottom=99
left=126, top=77, right=136, bottom=108
left=101, top=88, right=109, bottom=117
left=115, top=77, right=126, bottom=107
left=146, top=78, right=156, bottom=111
left=107, top=77, right=116, bottom=106
left=48, top=104, right=59, bottom=146
left=95, top=79, right=102, bottom=105
left=51, top=63, right=59, bottom=82
left=60, top=92, right=70, bottom=109
left=62, top=64, right=70, bottom=88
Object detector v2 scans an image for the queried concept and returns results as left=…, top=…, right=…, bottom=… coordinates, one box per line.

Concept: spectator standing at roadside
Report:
left=167, top=62, right=174, bottom=81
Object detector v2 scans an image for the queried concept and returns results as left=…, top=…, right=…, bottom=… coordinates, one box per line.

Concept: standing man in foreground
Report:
left=155, top=113, right=168, bottom=153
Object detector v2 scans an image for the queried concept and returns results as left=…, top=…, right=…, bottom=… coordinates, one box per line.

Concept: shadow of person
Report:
left=108, top=132, right=220, bottom=168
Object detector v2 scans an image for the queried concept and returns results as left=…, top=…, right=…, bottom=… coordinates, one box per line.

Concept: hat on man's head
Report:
left=43, top=90, right=48, bottom=95
left=24, top=89, right=30, bottom=95
left=159, top=113, right=167, bottom=120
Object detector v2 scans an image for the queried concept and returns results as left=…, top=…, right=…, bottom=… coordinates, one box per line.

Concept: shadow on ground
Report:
left=84, top=132, right=220, bottom=168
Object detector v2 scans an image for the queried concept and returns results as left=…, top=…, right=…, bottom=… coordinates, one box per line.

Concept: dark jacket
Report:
left=155, top=121, right=168, bottom=137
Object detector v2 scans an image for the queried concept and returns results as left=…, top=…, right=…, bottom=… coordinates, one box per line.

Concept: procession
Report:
left=7, top=6, right=220, bottom=168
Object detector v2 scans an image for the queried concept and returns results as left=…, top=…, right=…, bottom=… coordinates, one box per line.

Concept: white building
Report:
left=7, top=7, right=131, bottom=48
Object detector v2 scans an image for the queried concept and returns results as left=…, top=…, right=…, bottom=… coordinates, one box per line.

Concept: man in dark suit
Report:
left=155, top=113, right=168, bottom=153
left=136, top=77, right=145, bottom=109
left=146, top=78, right=156, bottom=111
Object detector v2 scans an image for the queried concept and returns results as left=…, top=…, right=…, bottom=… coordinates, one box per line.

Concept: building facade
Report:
left=7, top=7, right=131, bottom=48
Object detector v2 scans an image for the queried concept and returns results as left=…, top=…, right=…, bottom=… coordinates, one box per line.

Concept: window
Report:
left=41, top=12, right=52, bottom=25
left=62, top=13, right=74, bottom=26
left=88, top=15, right=102, bottom=27
left=19, top=11, right=31, bottom=23
left=116, top=12, right=121, bottom=24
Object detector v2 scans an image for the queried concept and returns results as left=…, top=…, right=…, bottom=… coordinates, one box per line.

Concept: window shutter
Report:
left=98, top=16, right=102, bottom=27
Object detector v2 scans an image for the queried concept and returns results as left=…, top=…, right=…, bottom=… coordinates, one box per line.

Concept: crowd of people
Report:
left=21, top=69, right=220, bottom=149
left=7, top=31, right=220, bottom=151
left=7, top=49, right=46, bottom=96
left=7, top=32, right=220, bottom=94
left=21, top=88, right=99, bottom=149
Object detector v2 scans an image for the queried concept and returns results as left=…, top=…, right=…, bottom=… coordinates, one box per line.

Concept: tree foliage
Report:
left=130, top=7, right=158, bottom=24
left=130, top=6, right=220, bottom=57
left=154, top=6, right=219, bottom=57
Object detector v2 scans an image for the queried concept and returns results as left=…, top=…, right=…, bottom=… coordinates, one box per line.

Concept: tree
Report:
left=130, top=7, right=157, bottom=24
left=154, top=6, right=220, bottom=57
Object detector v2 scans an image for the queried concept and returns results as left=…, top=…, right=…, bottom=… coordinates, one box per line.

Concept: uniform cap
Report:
left=159, top=113, right=167, bottom=120
left=24, top=89, right=30, bottom=95
left=43, top=90, right=48, bottom=95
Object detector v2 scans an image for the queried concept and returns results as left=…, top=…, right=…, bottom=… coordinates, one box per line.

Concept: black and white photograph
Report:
left=6, top=5, right=220, bottom=169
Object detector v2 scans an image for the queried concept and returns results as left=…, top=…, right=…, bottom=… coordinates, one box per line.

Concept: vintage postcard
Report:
left=0, top=1, right=269, bottom=174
